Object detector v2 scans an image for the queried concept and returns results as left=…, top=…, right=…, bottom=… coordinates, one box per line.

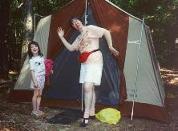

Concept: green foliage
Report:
left=33, top=0, right=70, bottom=16
left=174, top=0, right=178, bottom=5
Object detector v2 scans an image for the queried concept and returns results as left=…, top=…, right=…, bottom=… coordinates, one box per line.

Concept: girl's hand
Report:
left=109, top=47, right=119, bottom=56
left=34, top=81, right=38, bottom=88
left=57, top=27, right=64, bottom=38
left=34, top=85, right=38, bottom=88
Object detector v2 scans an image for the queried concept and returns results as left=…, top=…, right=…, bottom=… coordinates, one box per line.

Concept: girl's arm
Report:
left=57, top=27, right=78, bottom=51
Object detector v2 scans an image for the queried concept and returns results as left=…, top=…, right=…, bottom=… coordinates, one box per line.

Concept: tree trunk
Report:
left=0, top=0, right=10, bottom=78
left=174, top=8, right=178, bottom=67
left=21, top=0, right=33, bottom=64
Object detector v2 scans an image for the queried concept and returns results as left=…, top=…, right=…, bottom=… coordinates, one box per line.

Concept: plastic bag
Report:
left=95, top=108, right=121, bottom=125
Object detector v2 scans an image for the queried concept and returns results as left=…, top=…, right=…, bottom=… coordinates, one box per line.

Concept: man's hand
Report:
left=109, top=46, right=119, bottom=56
left=57, top=27, right=64, bottom=38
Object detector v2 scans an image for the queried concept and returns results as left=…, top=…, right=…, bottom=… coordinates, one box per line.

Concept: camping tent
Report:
left=9, top=0, right=168, bottom=122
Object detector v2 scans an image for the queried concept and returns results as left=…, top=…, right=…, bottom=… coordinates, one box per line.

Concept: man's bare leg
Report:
left=89, top=87, right=96, bottom=117
left=81, top=82, right=94, bottom=127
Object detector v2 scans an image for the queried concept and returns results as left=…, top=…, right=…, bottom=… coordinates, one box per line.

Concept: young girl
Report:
left=28, top=41, right=45, bottom=116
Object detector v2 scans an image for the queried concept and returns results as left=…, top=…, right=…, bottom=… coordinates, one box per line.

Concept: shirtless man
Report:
left=57, top=18, right=119, bottom=127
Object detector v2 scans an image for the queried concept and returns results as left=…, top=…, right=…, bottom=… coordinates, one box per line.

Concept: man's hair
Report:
left=70, top=16, right=84, bottom=25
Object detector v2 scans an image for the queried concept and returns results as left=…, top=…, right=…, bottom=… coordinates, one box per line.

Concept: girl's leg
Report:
left=36, top=89, right=43, bottom=113
left=32, top=89, right=38, bottom=114
left=36, top=76, right=45, bottom=115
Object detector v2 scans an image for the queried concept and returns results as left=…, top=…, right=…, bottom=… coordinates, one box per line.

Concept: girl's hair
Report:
left=28, top=41, right=43, bottom=59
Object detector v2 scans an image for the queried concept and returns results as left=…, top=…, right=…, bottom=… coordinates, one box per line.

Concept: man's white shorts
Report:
left=79, top=63, right=103, bottom=86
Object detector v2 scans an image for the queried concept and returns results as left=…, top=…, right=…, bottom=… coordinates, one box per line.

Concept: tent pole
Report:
left=131, top=18, right=145, bottom=120
left=81, top=0, right=89, bottom=112
left=84, top=0, right=88, bottom=25
left=82, top=84, right=84, bottom=111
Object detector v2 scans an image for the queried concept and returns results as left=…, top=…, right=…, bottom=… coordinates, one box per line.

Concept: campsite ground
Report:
left=0, top=50, right=178, bottom=131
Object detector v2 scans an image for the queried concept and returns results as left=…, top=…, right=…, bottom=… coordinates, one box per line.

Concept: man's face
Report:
left=72, top=19, right=83, bottom=30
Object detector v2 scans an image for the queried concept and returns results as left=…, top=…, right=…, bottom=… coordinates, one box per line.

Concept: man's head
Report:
left=70, top=17, right=84, bottom=30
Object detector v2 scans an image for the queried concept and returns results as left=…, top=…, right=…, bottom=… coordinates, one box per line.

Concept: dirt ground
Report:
left=0, top=51, right=178, bottom=131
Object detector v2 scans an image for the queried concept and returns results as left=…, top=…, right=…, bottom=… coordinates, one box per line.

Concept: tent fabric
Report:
left=34, top=15, right=52, bottom=57
left=45, top=5, right=120, bottom=106
left=91, top=0, right=129, bottom=69
left=90, top=0, right=129, bottom=103
left=46, top=0, right=128, bottom=104
left=9, top=0, right=168, bottom=122
left=47, top=0, right=85, bottom=59
left=124, top=17, right=165, bottom=106
left=145, top=27, right=165, bottom=104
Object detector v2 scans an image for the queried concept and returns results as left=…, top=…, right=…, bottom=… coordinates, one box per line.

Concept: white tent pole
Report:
left=131, top=18, right=145, bottom=120
left=81, top=0, right=88, bottom=112
left=82, top=84, right=84, bottom=111
left=84, top=0, right=88, bottom=25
